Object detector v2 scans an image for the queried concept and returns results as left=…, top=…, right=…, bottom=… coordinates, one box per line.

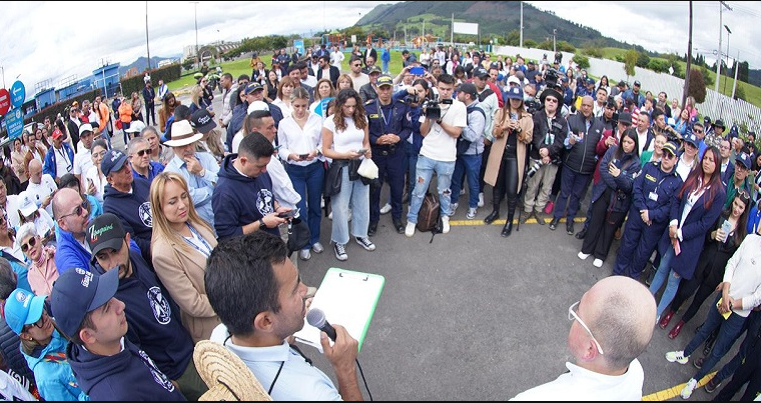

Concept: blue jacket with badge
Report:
left=366, top=98, right=412, bottom=156
left=631, top=161, right=683, bottom=224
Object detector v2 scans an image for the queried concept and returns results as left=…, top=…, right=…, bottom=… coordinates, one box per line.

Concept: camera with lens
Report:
left=423, top=94, right=453, bottom=120
left=544, top=68, right=560, bottom=90
left=525, top=98, right=542, bottom=114
left=526, top=159, right=543, bottom=179
left=404, top=93, right=420, bottom=105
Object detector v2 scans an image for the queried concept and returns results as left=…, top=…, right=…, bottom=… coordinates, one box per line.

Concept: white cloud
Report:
left=2, top=1, right=759, bottom=100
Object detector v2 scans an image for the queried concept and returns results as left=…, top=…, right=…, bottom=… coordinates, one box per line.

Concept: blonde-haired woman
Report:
left=189, top=84, right=213, bottom=117
left=336, top=74, right=354, bottom=92
left=150, top=172, right=219, bottom=342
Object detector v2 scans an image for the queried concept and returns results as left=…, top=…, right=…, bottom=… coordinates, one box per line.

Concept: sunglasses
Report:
left=58, top=201, right=87, bottom=220
left=663, top=152, right=677, bottom=160
left=20, top=237, right=37, bottom=253
left=135, top=149, right=153, bottom=157
left=26, top=314, right=46, bottom=330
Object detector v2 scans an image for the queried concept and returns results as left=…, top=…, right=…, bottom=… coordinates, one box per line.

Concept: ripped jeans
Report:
left=407, top=155, right=455, bottom=224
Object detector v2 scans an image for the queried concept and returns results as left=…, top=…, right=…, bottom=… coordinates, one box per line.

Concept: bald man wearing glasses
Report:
left=511, top=276, right=656, bottom=400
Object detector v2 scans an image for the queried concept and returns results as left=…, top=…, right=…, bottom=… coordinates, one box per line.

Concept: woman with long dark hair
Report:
left=578, top=128, right=640, bottom=267
left=483, top=86, right=534, bottom=237
left=649, top=146, right=726, bottom=321
left=321, top=88, right=373, bottom=261
left=661, top=190, right=751, bottom=338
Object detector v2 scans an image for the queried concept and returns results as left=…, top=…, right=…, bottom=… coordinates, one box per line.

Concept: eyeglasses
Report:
left=663, top=152, right=677, bottom=160
left=58, top=201, right=87, bottom=220
left=135, top=149, right=153, bottom=157
left=693, top=129, right=704, bottom=134
left=568, top=301, right=605, bottom=355
left=26, top=315, right=45, bottom=330
left=20, top=237, right=37, bottom=253
left=737, top=189, right=750, bottom=199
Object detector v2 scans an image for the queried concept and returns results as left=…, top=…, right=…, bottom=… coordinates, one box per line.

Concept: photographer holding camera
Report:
left=405, top=74, right=467, bottom=237
left=523, top=87, right=568, bottom=224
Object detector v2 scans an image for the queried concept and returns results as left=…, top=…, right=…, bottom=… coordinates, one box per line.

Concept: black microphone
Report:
left=306, top=308, right=337, bottom=341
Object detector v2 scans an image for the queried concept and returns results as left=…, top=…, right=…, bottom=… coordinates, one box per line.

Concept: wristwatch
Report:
left=259, top=218, right=267, bottom=230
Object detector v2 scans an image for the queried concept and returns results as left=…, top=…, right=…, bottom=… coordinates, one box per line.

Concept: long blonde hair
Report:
left=149, top=172, right=214, bottom=254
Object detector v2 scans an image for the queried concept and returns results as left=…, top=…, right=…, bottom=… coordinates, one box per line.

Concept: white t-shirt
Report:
left=85, top=166, right=107, bottom=203
left=323, top=115, right=366, bottom=153
left=25, top=175, right=57, bottom=217
left=351, top=74, right=370, bottom=92
left=419, top=99, right=468, bottom=162
left=231, top=130, right=245, bottom=154
left=302, top=75, right=318, bottom=88
left=52, top=146, right=72, bottom=178
left=73, top=148, right=93, bottom=179
left=510, top=359, right=644, bottom=401
left=331, top=51, right=345, bottom=71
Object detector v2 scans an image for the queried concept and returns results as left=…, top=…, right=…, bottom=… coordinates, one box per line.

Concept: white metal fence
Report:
left=494, top=46, right=761, bottom=132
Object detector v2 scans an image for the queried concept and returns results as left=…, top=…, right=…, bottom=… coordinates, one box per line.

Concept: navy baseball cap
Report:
left=244, top=82, right=264, bottom=95
left=505, top=86, right=524, bottom=100
left=4, top=288, right=46, bottom=335
left=474, top=68, right=490, bottom=79
left=101, top=149, right=128, bottom=176
left=736, top=152, right=751, bottom=169
left=376, top=75, right=394, bottom=87
left=50, top=267, right=119, bottom=338
left=586, top=78, right=595, bottom=85
left=683, top=132, right=699, bottom=147
left=662, top=141, right=679, bottom=157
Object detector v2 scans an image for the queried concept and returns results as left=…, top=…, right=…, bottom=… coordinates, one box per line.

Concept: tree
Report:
left=524, top=39, right=537, bottom=49
left=572, top=55, right=590, bottom=69
left=182, top=58, right=195, bottom=71
left=738, top=61, right=749, bottom=83
left=623, top=50, right=638, bottom=81
left=734, top=84, right=746, bottom=101
left=505, top=30, right=520, bottom=46
left=687, top=69, right=707, bottom=104
left=636, top=52, right=650, bottom=68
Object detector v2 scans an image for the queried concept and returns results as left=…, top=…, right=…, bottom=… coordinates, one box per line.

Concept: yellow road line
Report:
left=642, top=372, right=716, bottom=401
left=449, top=217, right=586, bottom=226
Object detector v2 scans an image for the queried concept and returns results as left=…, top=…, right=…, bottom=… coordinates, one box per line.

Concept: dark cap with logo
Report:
left=474, top=68, right=489, bottom=79
left=101, top=149, right=128, bottom=176
left=244, top=82, right=264, bottom=95
left=662, top=141, right=679, bottom=157
left=376, top=75, right=394, bottom=87
left=736, top=152, right=751, bottom=169
left=87, top=213, right=127, bottom=257
left=50, top=267, right=119, bottom=338
left=191, top=108, right=217, bottom=133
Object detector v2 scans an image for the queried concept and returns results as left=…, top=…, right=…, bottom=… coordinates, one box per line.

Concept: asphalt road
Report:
left=125, top=90, right=742, bottom=401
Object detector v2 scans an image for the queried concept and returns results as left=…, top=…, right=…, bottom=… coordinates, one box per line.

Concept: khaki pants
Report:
left=523, top=162, right=559, bottom=213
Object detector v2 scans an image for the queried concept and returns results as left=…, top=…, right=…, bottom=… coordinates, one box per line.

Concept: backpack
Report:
left=457, top=104, right=486, bottom=156
left=417, top=192, right=443, bottom=243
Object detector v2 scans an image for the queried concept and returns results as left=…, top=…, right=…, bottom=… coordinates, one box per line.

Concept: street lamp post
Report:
left=190, top=1, right=199, bottom=69
left=145, top=1, right=151, bottom=71
left=723, top=24, right=731, bottom=95
left=553, top=29, right=557, bottom=54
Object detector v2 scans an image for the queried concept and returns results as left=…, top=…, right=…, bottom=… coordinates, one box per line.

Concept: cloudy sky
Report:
left=1, top=1, right=759, bottom=99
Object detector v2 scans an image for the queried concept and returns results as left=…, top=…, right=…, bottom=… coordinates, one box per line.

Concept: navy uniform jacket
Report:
left=366, top=98, right=413, bottom=155
left=631, top=161, right=683, bottom=224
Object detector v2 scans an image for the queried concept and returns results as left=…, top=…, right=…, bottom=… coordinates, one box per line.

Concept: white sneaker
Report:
left=578, top=252, right=590, bottom=260
left=459, top=189, right=466, bottom=196
left=312, top=242, right=324, bottom=254
left=680, top=378, right=697, bottom=399
left=355, top=237, right=376, bottom=251
left=478, top=192, right=485, bottom=208
left=466, top=208, right=477, bottom=220
left=441, top=216, right=450, bottom=234
left=449, top=203, right=458, bottom=217
left=593, top=258, right=603, bottom=268
left=405, top=222, right=416, bottom=237
left=380, top=203, right=392, bottom=215
left=333, top=243, right=348, bottom=261
left=666, top=350, right=689, bottom=365
left=299, top=249, right=311, bottom=261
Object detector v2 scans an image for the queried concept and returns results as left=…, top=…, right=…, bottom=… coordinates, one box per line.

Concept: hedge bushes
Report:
left=120, top=63, right=181, bottom=98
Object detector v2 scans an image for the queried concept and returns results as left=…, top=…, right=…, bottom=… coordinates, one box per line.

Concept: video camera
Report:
left=423, top=94, right=453, bottom=120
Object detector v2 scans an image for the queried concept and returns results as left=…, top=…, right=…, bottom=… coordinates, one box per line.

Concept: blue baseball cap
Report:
left=683, top=132, right=699, bottom=148
left=50, top=267, right=120, bottom=338
left=101, top=149, right=128, bottom=177
left=586, top=78, right=595, bottom=85
left=4, top=288, right=46, bottom=335
left=736, top=152, right=751, bottom=169
left=504, top=86, right=524, bottom=100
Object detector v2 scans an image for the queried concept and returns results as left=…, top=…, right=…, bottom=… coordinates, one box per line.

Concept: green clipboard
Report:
left=294, top=268, right=385, bottom=352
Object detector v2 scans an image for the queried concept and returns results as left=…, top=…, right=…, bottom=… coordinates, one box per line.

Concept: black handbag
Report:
left=287, top=218, right=311, bottom=254
left=324, top=161, right=344, bottom=197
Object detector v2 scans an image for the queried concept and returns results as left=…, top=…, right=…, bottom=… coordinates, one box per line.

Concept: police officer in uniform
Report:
left=613, top=140, right=683, bottom=279
left=367, top=75, right=413, bottom=235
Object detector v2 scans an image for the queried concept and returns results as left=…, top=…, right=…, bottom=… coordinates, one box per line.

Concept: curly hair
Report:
left=331, top=88, right=366, bottom=132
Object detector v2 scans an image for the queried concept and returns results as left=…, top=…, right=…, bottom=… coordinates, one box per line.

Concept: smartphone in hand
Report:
left=356, top=148, right=368, bottom=155
left=277, top=208, right=300, bottom=219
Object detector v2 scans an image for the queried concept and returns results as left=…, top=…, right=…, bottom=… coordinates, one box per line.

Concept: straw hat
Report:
left=193, top=340, right=272, bottom=401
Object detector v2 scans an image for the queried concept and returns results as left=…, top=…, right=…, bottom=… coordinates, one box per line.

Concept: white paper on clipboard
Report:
left=295, top=268, right=384, bottom=352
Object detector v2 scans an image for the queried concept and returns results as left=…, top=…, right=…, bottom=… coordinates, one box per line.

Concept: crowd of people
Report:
left=0, top=41, right=758, bottom=400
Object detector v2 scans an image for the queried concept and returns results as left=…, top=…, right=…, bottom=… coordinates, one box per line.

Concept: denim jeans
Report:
left=407, top=151, right=419, bottom=192
left=553, top=167, right=591, bottom=220
left=286, top=162, right=324, bottom=248
left=450, top=154, right=482, bottom=209
left=649, top=247, right=682, bottom=317
left=330, top=167, right=370, bottom=245
left=407, top=155, right=455, bottom=223
left=684, top=295, right=748, bottom=382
